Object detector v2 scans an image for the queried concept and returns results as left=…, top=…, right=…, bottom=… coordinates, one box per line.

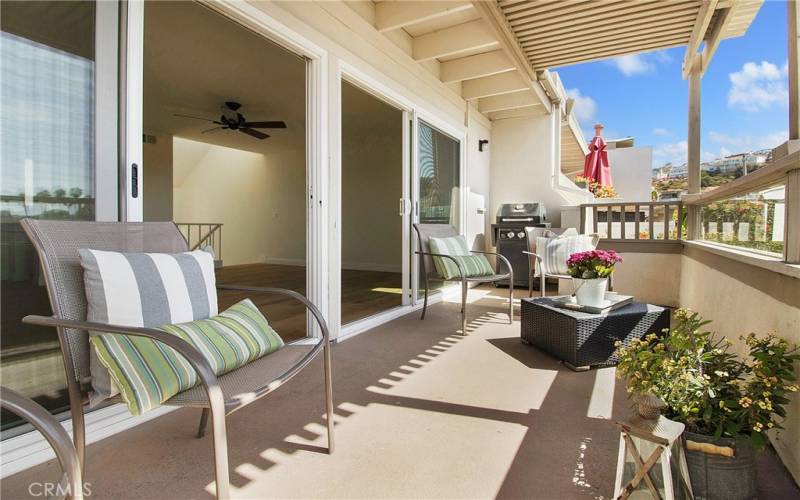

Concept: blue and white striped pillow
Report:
left=79, top=249, right=218, bottom=405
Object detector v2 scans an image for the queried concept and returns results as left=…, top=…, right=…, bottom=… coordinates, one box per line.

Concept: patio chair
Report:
left=1, top=387, right=84, bottom=500
left=413, top=223, right=513, bottom=334
left=523, top=228, right=601, bottom=297
left=19, top=219, right=333, bottom=500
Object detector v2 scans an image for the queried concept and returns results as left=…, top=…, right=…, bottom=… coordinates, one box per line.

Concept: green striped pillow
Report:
left=428, top=235, right=494, bottom=280
left=91, top=299, right=283, bottom=415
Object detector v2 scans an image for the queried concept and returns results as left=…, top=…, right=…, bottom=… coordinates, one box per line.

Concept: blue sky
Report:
left=554, top=1, right=789, bottom=168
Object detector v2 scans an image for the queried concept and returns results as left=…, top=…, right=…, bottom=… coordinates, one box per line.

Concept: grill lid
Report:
left=496, top=203, right=546, bottom=222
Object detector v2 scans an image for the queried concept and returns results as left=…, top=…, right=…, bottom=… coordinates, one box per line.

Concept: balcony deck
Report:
left=3, top=288, right=798, bottom=499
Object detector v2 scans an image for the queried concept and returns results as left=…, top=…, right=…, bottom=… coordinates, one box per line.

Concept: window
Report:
left=418, top=121, right=460, bottom=225
left=699, top=183, right=785, bottom=257
left=1, top=0, right=97, bottom=435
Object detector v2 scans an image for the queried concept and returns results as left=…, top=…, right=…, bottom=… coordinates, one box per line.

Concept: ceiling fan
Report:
left=174, top=101, right=286, bottom=140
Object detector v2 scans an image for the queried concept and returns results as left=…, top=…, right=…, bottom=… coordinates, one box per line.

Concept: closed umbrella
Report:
left=583, top=123, right=612, bottom=186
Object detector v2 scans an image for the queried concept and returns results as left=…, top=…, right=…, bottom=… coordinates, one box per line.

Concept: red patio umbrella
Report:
left=583, top=123, right=613, bottom=186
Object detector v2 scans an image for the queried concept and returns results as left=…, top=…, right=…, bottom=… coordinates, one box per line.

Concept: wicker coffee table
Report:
left=521, top=296, right=670, bottom=371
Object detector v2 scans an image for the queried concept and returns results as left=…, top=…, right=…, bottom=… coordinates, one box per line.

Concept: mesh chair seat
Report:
left=439, top=272, right=511, bottom=283
left=164, top=344, right=316, bottom=410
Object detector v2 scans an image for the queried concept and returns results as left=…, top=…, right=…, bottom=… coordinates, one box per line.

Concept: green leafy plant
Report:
left=615, top=308, right=799, bottom=449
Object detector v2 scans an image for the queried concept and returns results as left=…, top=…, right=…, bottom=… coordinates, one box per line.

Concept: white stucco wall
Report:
left=679, top=248, right=800, bottom=482
left=489, top=114, right=592, bottom=239
left=607, top=146, right=653, bottom=202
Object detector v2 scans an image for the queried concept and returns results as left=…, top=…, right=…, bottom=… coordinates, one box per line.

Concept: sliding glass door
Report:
left=0, top=0, right=119, bottom=436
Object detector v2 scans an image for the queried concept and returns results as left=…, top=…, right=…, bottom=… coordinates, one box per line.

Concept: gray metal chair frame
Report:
left=413, top=223, right=514, bottom=334
left=523, top=230, right=601, bottom=297
left=1, top=387, right=84, bottom=500
left=19, top=220, right=334, bottom=500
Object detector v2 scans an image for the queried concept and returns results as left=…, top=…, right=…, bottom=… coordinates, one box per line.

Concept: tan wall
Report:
left=679, top=247, right=800, bottom=481
left=143, top=130, right=173, bottom=222
left=173, top=138, right=306, bottom=267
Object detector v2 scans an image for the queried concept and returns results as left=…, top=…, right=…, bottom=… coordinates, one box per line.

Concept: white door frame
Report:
left=335, top=64, right=414, bottom=338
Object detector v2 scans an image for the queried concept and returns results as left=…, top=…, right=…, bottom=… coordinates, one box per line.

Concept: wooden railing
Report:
left=579, top=201, right=684, bottom=242
left=175, top=223, right=223, bottom=260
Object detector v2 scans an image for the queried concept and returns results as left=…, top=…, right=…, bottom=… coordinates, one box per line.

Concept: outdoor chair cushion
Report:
left=428, top=235, right=494, bottom=280
left=92, top=299, right=284, bottom=415
left=535, top=234, right=597, bottom=276
left=79, top=248, right=219, bottom=405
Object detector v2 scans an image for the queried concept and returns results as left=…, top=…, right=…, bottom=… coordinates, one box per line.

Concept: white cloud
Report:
left=708, top=129, right=788, bottom=151
left=606, top=51, right=670, bottom=77
left=728, top=61, right=788, bottom=112
left=652, top=128, right=671, bottom=136
left=566, top=88, right=597, bottom=124
left=653, top=140, right=687, bottom=166
left=610, top=54, right=654, bottom=76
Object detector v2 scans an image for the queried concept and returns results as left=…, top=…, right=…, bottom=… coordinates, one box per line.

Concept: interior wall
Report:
left=341, top=82, right=403, bottom=272
left=173, top=137, right=302, bottom=267
left=678, top=247, right=800, bottom=482
left=142, top=129, right=173, bottom=222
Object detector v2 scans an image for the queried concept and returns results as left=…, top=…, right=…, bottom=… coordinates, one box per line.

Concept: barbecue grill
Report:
left=491, top=203, right=549, bottom=287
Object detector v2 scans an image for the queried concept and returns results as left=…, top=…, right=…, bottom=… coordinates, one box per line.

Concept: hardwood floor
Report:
left=216, top=263, right=402, bottom=342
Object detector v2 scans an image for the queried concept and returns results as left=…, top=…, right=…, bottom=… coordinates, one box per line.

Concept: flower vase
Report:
left=572, top=277, right=608, bottom=307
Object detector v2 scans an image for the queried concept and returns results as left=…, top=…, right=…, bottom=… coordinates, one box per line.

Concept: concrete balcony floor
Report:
left=3, top=287, right=799, bottom=499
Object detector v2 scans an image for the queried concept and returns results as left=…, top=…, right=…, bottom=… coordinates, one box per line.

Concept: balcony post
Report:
left=686, top=53, right=702, bottom=239
left=790, top=0, right=800, bottom=141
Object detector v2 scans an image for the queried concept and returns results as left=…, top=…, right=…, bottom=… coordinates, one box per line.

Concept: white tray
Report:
left=550, top=293, right=634, bottom=314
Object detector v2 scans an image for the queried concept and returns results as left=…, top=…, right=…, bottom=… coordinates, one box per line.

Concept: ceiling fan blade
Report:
left=201, top=127, right=225, bottom=134
left=240, top=128, right=269, bottom=140
left=173, top=113, right=220, bottom=123
left=243, top=121, right=286, bottom=129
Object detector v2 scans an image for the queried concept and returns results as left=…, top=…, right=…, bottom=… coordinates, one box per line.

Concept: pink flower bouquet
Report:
left=566, top=250, right=623, bottom=279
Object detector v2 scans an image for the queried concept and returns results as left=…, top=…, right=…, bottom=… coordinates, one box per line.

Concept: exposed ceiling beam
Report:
left=462, top=71, right=528, bottom=100
left=471, top=1, right=552, bottom=113
left=488, top=106, right=543, bottom=121
left=700, top=4, right=739, bottom=74
left=478, top=90, right=539, bottom=113
left=375, top=1, right=473, bottom=32
left=439, top=50, right=515, bottom=83
left=682, top=0, right=718, bottom=78
left=412, top=19, right=498, bottom=61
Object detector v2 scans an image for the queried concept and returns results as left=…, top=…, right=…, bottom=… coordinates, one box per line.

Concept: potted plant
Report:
left=615, top=308, right=799, bottom=500
left=565, top=250, right=623, bottom=307
left=574, top=175, right=590, bottom=189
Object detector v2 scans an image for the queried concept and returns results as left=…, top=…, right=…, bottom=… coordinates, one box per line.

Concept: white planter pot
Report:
left=573, top=278, right=608, bottom=307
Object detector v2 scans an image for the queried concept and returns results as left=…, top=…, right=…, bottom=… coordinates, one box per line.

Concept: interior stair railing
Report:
left=175, top=223, right=223, bottom=266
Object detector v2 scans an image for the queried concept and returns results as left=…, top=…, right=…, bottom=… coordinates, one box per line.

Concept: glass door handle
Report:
left=398, top=198, right=411, bottom=216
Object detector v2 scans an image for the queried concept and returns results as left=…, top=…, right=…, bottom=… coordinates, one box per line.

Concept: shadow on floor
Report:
left=3, top=289, right=798, bottom=499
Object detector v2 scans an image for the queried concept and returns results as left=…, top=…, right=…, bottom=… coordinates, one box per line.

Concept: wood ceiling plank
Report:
left=478, top=90, right=539, bottom=113
left=412, top=19, right=498, bottom=61
left=512, top=1, right=697, bottom=34
left=518, top=13, right=695, bottom=47
left=462, top=71, right=529, bottom=100
left=375, top=1, right=472, bottom=32
left=534, top=37, right=687, bottom=68
left=514, top=8, right=697, bottom=41
left=522, top=21, right=694, bottom=54
left=504, top=0, right=589, bottom=21
left=529, top=26, right=692, bottom=59
left=439, top=49, right=515, bottom=82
